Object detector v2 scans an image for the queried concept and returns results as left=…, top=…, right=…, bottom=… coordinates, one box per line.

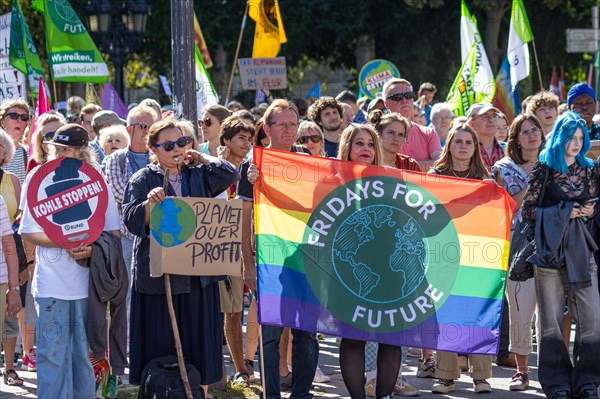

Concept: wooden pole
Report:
left=225, top=1, right=249, bottom=105
left=531, top=40, right=544, bottom=90
left=162, top=170, right=193, bottom=399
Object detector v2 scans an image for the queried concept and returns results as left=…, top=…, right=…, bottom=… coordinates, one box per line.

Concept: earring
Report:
left=517, top=143, right=521, bottom=149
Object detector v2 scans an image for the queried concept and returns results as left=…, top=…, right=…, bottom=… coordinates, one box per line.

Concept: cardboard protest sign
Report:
left=359, top=59, right=400, bottom=99
left=149, top=197, right=243, bottom=277
left=26, top=158, right=109, bottom=248
left=0, top=13, right=27, bottom=102
left=238, top=57, right=287, bottom=90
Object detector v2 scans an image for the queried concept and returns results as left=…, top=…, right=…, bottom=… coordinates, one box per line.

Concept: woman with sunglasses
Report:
left=337, top=123, right=402, bottom=399
left=297, top=121, right=326, bottom=157
left=0, top=99, right=30, bottom=184
left=492, top=114, right=545, bottom=392
left=427, top=124, right=494, bottom=395
left=199, top=105, right=232, bottom=157
left=122, top=119, right=239, bottom=396
left=27, top=111, right=67, bottom=173
left=521, top=112, right=600, bottom=399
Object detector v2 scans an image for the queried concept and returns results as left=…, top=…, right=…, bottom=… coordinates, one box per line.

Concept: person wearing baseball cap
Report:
left=46, top=123, right=95, bottom=163
left=20, top=121, right=120, bottom=398
left=467, top=102, right=505, bottom=171
left=567, top=82, right=600, bottom=140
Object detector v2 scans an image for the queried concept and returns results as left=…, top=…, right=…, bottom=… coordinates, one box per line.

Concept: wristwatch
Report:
left=7, top=286, right=20, bottom=292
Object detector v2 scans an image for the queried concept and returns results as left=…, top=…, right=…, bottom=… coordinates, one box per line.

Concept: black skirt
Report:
left=129, top=277, right=224, bottom=385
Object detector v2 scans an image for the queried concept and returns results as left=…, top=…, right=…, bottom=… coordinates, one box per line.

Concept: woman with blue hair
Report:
left=521, top=111, right=600, bottom=399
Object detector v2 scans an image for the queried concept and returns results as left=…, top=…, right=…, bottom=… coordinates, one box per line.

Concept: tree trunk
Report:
left=355, top=34, right=375, bottom=72
left=212, top=45, right=229, bottom=101
left=477, top=0, right=511, bottom=73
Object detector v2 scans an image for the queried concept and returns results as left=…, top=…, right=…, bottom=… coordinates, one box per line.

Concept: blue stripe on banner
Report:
left=258, top=263, right=503, bottom=328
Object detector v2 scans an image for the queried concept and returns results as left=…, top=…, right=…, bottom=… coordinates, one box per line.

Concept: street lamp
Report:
left=85, top=0, right=150, bottom=100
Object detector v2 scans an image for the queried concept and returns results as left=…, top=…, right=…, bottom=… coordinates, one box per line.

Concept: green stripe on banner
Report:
left=452, top=266, right=506, bottom=300
left=256, top=234, right=304, bottom=273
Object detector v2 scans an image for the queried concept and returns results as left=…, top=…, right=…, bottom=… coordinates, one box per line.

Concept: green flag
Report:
left=446, top=43, right=480, bottom=117
left=9, top=0, right=45, bottom=98
left=34, top=0, right=109, bottom=83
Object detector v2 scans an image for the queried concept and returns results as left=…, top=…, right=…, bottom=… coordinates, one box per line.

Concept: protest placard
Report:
left=26, top=158, right=109, bottom=248
left=0, top=13, right=26, bottom=102
left=358, top=59, right=400, bottom=99
left=238, top=57, right=287, bottom=90
left=149, top=197, right=243, bottom=277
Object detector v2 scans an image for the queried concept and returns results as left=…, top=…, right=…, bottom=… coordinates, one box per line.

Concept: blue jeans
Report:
left=262, top=326, right=318, bottom=399
left=535, top=263, right=600, bottom=398
left=35, top=297, right=95, bottom=399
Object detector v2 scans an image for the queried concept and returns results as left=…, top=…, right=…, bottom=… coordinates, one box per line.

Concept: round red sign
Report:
left=26, top=158, right=109, bottom=248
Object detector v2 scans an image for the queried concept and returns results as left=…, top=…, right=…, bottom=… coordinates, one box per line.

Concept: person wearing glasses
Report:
left=429, top=103, right=454, bottom=146
left=521, top=111, right=600, bottom=399
left=104, top=104, right=159, bottom=325
left=0, top=99, right=30, bottom=184
left=239, top=100, right=319, bottom=399
left=308, top=97, right=345, bottom=157
left=492, top=114, right=546, bottom=392
left=199, top=104, right=232, bottom=157
left=466, top=103, right=505, bottom=171
left=382, top=79, right=442, bottom=171
left=122, top=119, right=239, bottom=396
left=297, top=121, right=326, bottom=157
left=567, top=82, right=600, bottom=140
left=27, top=111, right=67, bottom=173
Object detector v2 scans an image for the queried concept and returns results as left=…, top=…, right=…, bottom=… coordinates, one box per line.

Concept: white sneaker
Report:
left=313, top=366, right=331, bottom=383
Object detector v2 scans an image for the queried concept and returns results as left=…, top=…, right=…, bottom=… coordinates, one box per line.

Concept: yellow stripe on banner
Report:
left=456, top=234, right=509, bottom=270
left=255, top=204, right=510, bottom=271
left=255, top=203, right=310, bottom=243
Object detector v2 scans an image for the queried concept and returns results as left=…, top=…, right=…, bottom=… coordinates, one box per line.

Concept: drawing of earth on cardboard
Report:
left=150, top=198, right=196, bottom=247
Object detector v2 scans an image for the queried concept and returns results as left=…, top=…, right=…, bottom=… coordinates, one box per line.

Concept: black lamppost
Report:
left=85, top=0, right=150, bottom=100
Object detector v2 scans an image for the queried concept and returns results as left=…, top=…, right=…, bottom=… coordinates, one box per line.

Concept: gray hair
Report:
left=430, top=102, right=454, bottom=120
left=0, top=127, right=16, bottom=166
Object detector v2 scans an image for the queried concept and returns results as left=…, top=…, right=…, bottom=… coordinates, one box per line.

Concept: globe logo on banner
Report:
left=303, top=176, right=460, bottom=333
left=26, top=158, right=109, bottom=248
left=150, top=198, right=197, bottom=247
left=359, top=59, right=401, bottom=99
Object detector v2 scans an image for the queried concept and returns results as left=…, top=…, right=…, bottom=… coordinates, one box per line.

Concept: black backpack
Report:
left=138, top=355, right=204, bottom=399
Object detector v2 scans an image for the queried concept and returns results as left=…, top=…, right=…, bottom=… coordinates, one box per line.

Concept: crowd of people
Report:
left=0, top=78, right=599, bottom=399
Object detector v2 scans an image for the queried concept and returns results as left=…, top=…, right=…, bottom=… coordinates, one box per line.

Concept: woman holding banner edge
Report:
left=336, top=123, right=402, bottom=399
left=122, top=119, right=239, bottom=395
left=427, top=124, right=494, bottom=394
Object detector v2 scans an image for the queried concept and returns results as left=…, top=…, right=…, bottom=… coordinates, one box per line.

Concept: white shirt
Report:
left=19, top=178, right=120, bottom=300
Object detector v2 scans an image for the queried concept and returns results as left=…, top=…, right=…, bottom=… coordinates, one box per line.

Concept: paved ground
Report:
left=1, top=335, right=551, bottom=399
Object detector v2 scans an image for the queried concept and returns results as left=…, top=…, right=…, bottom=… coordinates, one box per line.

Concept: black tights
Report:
left=339, top=338, right=402, bottom=399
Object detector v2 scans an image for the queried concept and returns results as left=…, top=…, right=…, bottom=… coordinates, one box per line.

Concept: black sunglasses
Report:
left=198, top=117, right=213, bottom=128
left=386, top=92, right=414, bottom=102
left=154, top=136, right=192, bottom=151
left=43, top=131, right=56, bottom=140
left=6, top=112, right=30, bottom=122
left=130, top=122, right=149, bottom=131
left=297, top=135, right=322, bottom=144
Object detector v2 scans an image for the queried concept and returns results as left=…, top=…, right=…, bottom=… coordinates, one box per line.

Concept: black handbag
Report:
left=508, top=165, right=549, bottom=281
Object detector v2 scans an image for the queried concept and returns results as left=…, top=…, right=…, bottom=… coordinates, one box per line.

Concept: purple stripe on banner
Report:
left=258, top=294, right=500, bottom=354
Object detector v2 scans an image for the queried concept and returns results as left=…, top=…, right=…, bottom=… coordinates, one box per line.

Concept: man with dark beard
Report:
left=308, top=97, right=345, bottom=157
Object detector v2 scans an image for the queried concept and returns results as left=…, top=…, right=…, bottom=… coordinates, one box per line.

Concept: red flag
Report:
left=559, top=66, right=566, bottom=102
left=30, top=77, right=52, bottom=156
left=549, top=66, right=559, bottom=97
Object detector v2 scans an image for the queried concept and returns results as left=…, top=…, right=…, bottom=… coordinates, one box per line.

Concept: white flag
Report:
left=195, top=45, right=218, bottom=116
left=507, top=0, right=533, bottom=88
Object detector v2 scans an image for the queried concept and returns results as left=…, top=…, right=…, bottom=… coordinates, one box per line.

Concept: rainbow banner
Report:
left=254, top=147, right=516, bottom=354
